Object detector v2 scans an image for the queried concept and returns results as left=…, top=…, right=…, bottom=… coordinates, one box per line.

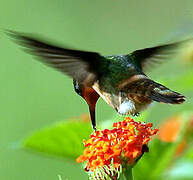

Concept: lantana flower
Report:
left=158, top=115, right=193, bottom=157
left=77, top=117, right=158, bottom=179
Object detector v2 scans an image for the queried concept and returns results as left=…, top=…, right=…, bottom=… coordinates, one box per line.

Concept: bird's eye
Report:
left=73, top=81, right=82, bottom=96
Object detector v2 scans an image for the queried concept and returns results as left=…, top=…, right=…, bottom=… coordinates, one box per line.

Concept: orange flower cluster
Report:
left=158, top=115, right=181, bottom=142
left=76, top=117, right=158, bottom=171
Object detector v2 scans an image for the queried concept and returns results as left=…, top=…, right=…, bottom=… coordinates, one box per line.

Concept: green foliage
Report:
left=133, top=112, right=192, bottom=180
left=183, top=146, right=193, bottom=160
left=166, top=161, right=193, bottom=180
left=23, top=111, right=151, bottom=160
left=24, top=120, right=92, bottom=159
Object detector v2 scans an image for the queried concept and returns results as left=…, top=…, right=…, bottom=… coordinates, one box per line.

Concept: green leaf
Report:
left=133, top=140, right=178, bottom=180
left=183, top=146, right=193, bottom=161
left=133, top=111, right=192, bottom=180
left=24, top=120, right=92, bottom=159
left=166, top=161, right=193, bottom=180
left=120, top=167, right=134, bottom=180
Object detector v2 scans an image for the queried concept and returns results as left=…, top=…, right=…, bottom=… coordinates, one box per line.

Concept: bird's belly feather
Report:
left=93, top=82, right=152, bottom=115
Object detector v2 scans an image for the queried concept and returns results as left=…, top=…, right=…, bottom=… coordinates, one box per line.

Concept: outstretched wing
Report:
left=129, top=39, right=192, bottom=71
left=7, top=31, right=103, bottom=86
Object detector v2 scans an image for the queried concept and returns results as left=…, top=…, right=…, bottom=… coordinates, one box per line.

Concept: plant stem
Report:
left=119, top=167, right=134, bottom=180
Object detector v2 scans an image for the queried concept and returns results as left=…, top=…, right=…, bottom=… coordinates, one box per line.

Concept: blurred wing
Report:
left=7, top=31, right=102, bottom=86
left=129, top=39, right=192, bottom=71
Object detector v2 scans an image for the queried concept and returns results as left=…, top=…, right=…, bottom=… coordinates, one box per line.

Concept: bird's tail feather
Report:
left=150, top=87, right=185, bottom=104
left=125, top=78, right=185, bottom=104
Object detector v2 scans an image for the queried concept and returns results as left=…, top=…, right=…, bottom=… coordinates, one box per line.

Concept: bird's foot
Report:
left=92, top=126, right=97, bottom=132
left=132, top=112, right=140, bottom=117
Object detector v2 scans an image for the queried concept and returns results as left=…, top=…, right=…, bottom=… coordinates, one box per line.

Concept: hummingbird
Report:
left=8, top=31, right=186, bottom=130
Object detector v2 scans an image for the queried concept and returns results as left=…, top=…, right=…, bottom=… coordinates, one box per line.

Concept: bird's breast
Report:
left=82, top=86, right=100, bottom=107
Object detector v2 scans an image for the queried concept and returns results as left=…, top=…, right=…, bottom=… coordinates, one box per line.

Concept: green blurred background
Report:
left=1, top=0, right=193, bottom=180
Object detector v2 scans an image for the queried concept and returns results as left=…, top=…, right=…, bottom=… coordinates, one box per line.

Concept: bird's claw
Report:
left=93, top=126, right=97, bottom=132
left=132, top=112, right=140, bottom=117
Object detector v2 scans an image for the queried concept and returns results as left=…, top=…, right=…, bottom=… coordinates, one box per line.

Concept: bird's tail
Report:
left=125, top=78, right=185, bottom=104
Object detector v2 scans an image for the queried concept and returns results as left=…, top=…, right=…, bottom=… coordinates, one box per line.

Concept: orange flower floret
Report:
left=76, top=117, right=158, bottom=171
left=158, top=115, right=181, bottom=142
